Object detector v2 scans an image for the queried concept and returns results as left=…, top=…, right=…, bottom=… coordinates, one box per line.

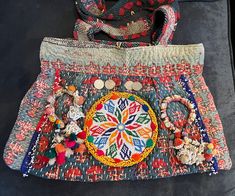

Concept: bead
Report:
left=164, top=121, right=171, bottom=128
left=132, top=81, right=142, bottom=91
left=96, top=103, right=103, bottom=110
left=161, top=95, right=197, bottom=132
left=105, top=79, right=116, bottom=90
left=114, top=158, right=121, bottom=163
left=56, top=152, right=66, bottom=165
left=70, top=133, right=77, bottom=141
left=174, top=127, right=181, bottom=133
left=97, top=150, right=104, bottom=156
left=169, top=134, right=175, bottom=140
left=111, top=77, right=121, bottom=86
left=161, top=113, right=167, bottom=118
left=75, top=143, right=86, bottom=154
left=131, top=153, right=141, bottom=161
left=174, top=132, right=181, bottom=138
left=55, top=119, right=62, bottom=125
left=128, top=95, right=135, bottom=101
left=146, top=138, right=153, bottom=147
left=179, top=154, right=190, bottom=164
left=48, top=115, right=56, bottom=122
left=48, top=158, right=56, bottom=165
left=45, top=148, right=56, bottom=159
left=204, top=153, right=213, bottom=161
left=142, top=104, right=149, bottom=112
left=206, top=149, right=213, bottom=154
left=77, top=137, right=85, bottom=144
left=150, top=122, right=156, bottom=130
left=86, top=119, right=93, bottom=128
left=189, top=113, right=196, bottom=120
left=207, top=143, right=214, bottom=149
left=68, top=85, right=76, bottom=92
left=55, top=143, right=66, bottom=153
left=111, top=93, right=120, bottom=100
left=161, top=103, right=167, bottom=109
left=65, top=140, right=76, bottom=148
left=65, top=148, right=74, bottom=158
left=94, top=79, right=104, bottom=90
left=54, top=86, right=63, bottom=93
left=212, top=149, right=218, bottom=155
left=74, top=96, right=85, bottom=105
left=174, top=95, right=181, bottom=99
left=59, top=121, right=65, bottom=129
left=55, top=124, right=60, bottom=129
left=77, top=131, right=86, bottom=140
left=87, top=135, right=94, bottom=143
left=174, top=138, right=184, bottom=149
left=124, top=81, right=133, bottom=90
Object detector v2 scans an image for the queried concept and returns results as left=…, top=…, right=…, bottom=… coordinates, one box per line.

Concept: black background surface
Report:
left=0, top=0, right=235, bottom=196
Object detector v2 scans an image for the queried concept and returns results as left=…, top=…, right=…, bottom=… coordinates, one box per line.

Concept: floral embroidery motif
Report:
left=84, top=92, right=158, bottom=167
left=43, top=59, right=203, bottom=78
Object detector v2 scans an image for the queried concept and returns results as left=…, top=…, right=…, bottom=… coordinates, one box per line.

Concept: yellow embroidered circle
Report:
left=84, top=92, right=158, bottom=167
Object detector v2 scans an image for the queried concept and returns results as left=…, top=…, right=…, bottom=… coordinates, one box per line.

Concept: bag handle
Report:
left=73, top=0, right=180, bottom=46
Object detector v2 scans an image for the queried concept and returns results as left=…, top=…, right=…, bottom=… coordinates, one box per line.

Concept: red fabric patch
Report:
left=136, top=0, right=142, bottom=6
left=119, top=8, right=125, bottom=16
left=123, top=2, right=134, bottom=10
left=107, top=14, right=114, bottom=20
left=148, top=0, right=154, bottom=6
left=33, top=155, right=49, bottom=169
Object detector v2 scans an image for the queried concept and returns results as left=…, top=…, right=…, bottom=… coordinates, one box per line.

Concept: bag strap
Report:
left=73, top=0, right=180, bottom=46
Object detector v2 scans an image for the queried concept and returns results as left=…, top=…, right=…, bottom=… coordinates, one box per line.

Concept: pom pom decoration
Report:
left=43, top=83, right=86, bottom=166
left=160, top=93, right=218, bottom=170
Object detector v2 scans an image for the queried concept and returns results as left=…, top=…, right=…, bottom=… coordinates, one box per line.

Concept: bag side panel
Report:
left=188, top=74, right=232, bottom=170
left=3, top=67, right=55, bottom=170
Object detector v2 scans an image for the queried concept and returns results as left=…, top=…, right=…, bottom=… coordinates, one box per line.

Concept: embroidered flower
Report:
left=85, top=92, right=158, bottom=166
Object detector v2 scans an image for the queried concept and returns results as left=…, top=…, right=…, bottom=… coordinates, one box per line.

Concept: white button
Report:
left=94, top=79, right=104, bottom=90
left=105, top=79, right=116, bottom=90
left=132, top=82, right=142, bottom=91
left=124, top=81, right=133, bottom=90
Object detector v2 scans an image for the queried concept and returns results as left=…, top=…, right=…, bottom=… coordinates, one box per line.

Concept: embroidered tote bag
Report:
left=3, top=0, right=232, bottom=182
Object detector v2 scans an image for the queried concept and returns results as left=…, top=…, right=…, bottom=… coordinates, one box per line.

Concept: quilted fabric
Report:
left=3, top=0, right=232, bottom=182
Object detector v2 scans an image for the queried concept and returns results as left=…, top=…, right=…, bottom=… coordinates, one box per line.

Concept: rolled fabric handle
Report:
left=73, top=0, right=180, bottom=46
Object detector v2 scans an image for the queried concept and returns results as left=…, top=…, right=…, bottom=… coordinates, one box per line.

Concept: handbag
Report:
left=4, top=0, right=232, bottom=182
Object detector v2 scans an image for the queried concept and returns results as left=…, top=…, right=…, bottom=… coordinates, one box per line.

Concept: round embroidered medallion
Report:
left=84, top=92, right=158, bottom=167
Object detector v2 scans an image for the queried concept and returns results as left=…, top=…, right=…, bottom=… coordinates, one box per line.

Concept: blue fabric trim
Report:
left=179, top=75, right=218, bottom=173
left=20, top=131, right=39, bottom=176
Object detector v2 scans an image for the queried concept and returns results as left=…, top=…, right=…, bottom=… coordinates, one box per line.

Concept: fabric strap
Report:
left=73, top=0, right=180, bottom=46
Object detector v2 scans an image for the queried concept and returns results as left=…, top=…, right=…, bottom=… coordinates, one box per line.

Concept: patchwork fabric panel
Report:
left=25, top=70, right=222, bottom=181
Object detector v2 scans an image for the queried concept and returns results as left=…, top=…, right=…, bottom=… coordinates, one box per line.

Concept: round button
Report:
left=94, top=79, right=104, bottom=90
left=132, top=81, right=142, bottom=91
left=124, top=81, right=133, bottom=90
left=105, top=79, right=116, bottom=90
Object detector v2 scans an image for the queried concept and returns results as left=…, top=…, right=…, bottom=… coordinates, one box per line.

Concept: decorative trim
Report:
left=84, top=91, right=158, bottom=167
left=20, top=114, right=47, bottom=176
left=179, top=75, right=218, bottom=173
left=41, top=59, right=203, bottom=78
left=3, top=68, right=54, bottom=170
